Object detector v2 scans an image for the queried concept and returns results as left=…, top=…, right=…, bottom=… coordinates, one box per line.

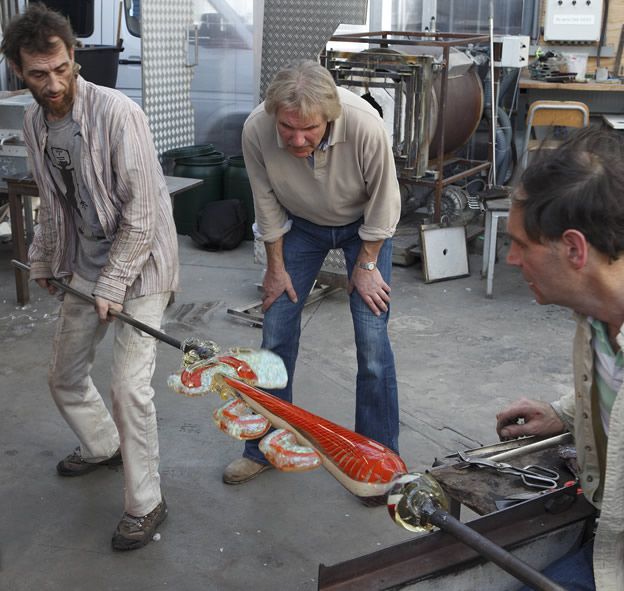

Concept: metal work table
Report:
left=6, top=175, right=39, bottom=306
left=429, top=445, right=576, bottom=516
left=6, top=174, right=202, bottom=306
left=318, top=488, right=594, bottom=590
left=319, top=440, right=593, bottom=590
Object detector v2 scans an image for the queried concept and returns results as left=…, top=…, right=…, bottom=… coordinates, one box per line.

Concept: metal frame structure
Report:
left=323, top=49, right=435, bottom=178
left=322, top=31, right=492, bottom=223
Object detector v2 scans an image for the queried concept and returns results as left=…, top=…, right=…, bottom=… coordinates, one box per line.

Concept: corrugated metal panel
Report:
left=259, top=0, right=367, bottom=97
left=142, top=0, right=195, bottom=154
left=257, top=0, right=367, bottom=274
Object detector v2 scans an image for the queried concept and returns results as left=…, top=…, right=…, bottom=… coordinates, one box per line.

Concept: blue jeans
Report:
left=244, top=216, right=399, bottom=463
left=517, top=540, right=595, bottom=591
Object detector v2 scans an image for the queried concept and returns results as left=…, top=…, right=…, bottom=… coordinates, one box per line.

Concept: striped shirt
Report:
left=589, top=317, right=622, bottom=435
left=25, top=75, right=178, bottom=303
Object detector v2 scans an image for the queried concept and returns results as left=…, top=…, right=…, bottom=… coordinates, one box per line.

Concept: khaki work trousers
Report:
left=49, top=273, right=169, bottom=517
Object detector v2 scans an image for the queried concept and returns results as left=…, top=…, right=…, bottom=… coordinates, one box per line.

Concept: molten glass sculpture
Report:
left=168, top=343, right=288, bottom=397
left=213, top=398, right=271, bottom=440
left=168, top=347, right=408, bottom=503
left=259, top=429, right=323, bottom=472
left=221, top=376, right=408, bottom=501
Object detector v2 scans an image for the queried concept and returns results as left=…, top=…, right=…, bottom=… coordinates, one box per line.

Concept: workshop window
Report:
left=333, top=1, right=540, bottom=49
left=125, top=0, right=141, bottom=37
left=392, top=0, right=539, bottom=39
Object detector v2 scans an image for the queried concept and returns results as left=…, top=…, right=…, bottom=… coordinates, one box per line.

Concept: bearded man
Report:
left=1, top=4, right=178, bottom=550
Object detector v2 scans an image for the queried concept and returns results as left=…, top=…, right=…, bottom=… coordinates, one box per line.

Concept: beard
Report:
left=30, top=76, right=76, bottom=120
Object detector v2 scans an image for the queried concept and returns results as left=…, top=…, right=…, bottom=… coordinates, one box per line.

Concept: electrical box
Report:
left=544, top=0, right=603, bottom=43
left=496, top=35, right=530, bottom=68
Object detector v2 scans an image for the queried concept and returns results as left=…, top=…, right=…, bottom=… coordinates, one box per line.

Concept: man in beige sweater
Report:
left=225, top=60, right=401, bottom=489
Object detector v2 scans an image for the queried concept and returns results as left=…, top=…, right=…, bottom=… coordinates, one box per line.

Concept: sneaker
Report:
left=111, top=499, right=168, bottom=551
left=56, top=447, right=123, bottom=477
left=222, top=457, right=272, bottom=485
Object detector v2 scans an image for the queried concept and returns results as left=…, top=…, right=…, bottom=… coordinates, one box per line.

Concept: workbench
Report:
left=319, top=438, right=595, bottom=591
left=517, top=74, right=624, bottom=134
left=429, top=444, right=576, bottom=516
left=6, top=173, right=203, bottom=306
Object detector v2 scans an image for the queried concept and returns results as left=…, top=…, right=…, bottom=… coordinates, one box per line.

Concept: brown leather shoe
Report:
left=56, top=447, right=123, bottom=477
left=222, top=457, right=272, bottom=485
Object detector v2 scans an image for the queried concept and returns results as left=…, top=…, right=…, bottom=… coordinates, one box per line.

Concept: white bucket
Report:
left=562, top=53, right=588, bottom=82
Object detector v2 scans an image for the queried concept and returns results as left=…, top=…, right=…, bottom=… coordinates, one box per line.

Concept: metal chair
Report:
left=481, top=101, right=589, bottom=298
left=521, top=100, right=590, bottom=170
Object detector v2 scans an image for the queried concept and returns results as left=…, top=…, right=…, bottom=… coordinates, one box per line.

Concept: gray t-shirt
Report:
left=45, top=114, right=112, bottom=281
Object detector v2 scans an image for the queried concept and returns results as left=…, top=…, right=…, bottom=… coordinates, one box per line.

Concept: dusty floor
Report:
left=0, top=233, right=575, bottom=590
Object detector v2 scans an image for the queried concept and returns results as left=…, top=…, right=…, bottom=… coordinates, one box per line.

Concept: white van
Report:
left=39, top=0, right=256, bottom=157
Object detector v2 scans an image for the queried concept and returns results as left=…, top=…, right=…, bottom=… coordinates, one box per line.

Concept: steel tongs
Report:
left=454, top=450, right=560, bottom=489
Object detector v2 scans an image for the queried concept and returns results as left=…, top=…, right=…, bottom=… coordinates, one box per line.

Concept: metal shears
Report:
left=454, top=450, right=560, bottom=489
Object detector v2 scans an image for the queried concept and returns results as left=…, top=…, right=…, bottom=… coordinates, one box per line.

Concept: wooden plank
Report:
left=519, top=75, right=624, bottom=92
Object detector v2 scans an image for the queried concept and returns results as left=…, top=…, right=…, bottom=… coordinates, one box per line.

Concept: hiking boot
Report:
left=222, top=457, right=272, bottom=485
left=56, top=447, right=123, bottom=477
left=111, top=499, right=168, bottom=551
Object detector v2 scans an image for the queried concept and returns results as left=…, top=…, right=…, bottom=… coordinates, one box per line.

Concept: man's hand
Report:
left=94, top=296, right=123, bottom=323
left=35, top=278, right=57, bottom=295
left=496, top=397, right=566, bottom=440
left=349, top=266, right=391, bottom=316
left=261, top=267, right=298, bottom=312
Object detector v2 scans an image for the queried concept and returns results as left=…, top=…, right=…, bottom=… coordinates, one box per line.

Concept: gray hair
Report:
left=264, top=60, right=342, bottom=121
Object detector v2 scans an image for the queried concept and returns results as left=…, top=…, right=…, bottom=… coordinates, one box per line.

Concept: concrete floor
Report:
left=0, top=233, right=575, bottom=590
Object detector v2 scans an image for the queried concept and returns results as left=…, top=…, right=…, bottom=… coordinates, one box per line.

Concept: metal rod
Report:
left=487, top=433, right=573, bottom=462
left=10, top=259, right=212, bottom=356
left=489, top=0, right=497, bottom=186
left=433, top=44, right=450, bottom=223
left=448, top=433, right=574, bottom=462
left=425, top=508, right=567, bottom=591
left=116, top=0, right=123, bottom=47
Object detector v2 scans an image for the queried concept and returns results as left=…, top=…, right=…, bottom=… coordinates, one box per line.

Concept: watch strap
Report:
left=358, top=261, right=377, bottom=271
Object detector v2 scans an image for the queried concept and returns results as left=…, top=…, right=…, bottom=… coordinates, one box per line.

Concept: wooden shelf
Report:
left=519, top=75, right=624, bottom=92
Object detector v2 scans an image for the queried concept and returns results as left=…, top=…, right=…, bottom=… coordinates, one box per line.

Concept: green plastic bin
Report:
left=223, top=155, right=254, bottom=240
left=161, top=144, right=215, bottom=176
left=172, top=152, right=225, bottom=235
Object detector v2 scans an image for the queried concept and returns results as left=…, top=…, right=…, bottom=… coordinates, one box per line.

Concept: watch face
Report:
left=360, top=262, right=376, bottom=271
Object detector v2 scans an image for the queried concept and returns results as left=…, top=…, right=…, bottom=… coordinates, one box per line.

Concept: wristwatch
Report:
left=358, top=261, right=377, bottom=271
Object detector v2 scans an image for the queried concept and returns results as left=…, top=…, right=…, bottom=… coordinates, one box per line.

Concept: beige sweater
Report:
left=242, top=87, right=401, bottom=243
